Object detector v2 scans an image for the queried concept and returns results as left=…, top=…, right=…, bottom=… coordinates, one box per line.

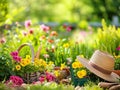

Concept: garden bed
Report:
left=0, top=19, right=120, bottom=90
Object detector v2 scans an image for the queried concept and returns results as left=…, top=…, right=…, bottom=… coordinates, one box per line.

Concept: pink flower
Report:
left=22, top=31, right=28, bottom=36
left=24, top=20, right=32, bottom=28
left=10, top=51, right=18, bottom=56
left=116, top=46, right=120, bottom=50
left=6, top=76, right=23, bottom=86
left=10, top=51, right=21, bottom=62
left=66, top=26, right=72, bottom=32
left=0, top=37, right=6, bottom=44
left=40, top=24, right=50, bottom=33
left=13, top=56, right=21, bottom=62
left=39, top=76, right=45, bottom=83
left=46, top=72, right=56, bottom=82
left=80, top=31, right=87, bottom=37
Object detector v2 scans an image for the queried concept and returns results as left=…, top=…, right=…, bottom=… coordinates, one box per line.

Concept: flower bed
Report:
left=0, top=19, right=120, bottom=89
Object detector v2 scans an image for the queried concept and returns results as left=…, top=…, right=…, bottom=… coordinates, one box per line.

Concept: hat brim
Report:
left=77, top=56, right=120, bottom=83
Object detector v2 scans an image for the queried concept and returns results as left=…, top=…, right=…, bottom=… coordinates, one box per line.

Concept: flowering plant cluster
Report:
left=71, top=57, right=87, bottom=79
left=6, top=75, right=23, bottom=87
left=10, top=50, right=54, bottom=77
left=39, top=72, right=56, bottom=83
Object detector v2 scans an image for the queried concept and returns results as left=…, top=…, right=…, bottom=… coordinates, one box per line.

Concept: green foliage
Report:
left=7, top=0, right=120, bottom=23
left=78, top=20, right=88, bottom=30
left=84, top=81, right=104, bottom=90
left=0, top=0, right=8, bottom=25
left=0, top=82, right=74, bottom=90
left=0, top=44, right=14, bottom=81
left=0, top=83, right=12, bottom=90
left=28, top=82, right=74, bottom=90
left=95, top=19, right=120, bottom=55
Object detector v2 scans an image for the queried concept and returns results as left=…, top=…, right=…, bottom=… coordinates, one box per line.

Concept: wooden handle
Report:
left=17, top=43, right=34, bottom=62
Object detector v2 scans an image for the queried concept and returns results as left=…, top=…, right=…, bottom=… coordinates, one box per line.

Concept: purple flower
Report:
left=24, top=20, right=32, bottom=28
left=116, top=46, right=120, bottom=50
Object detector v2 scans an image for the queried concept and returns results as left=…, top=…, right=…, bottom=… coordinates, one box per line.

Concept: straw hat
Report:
left=77, top=50, right=120, bottom=83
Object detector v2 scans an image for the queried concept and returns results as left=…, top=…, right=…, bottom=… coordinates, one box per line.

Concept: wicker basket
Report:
left=17, top=43, right=42, bottom=84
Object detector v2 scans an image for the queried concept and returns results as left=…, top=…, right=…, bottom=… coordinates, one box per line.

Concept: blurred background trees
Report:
left=0, top=0, right=120, bottom=24
left=0, top=0, right=8, bottom=25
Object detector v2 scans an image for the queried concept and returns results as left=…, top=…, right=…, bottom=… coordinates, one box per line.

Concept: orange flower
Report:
left=50, top=31, right=58, bottom=36
left=40, top=35, right=46, bottom=40
left=48, top=39, right=54, bottom=43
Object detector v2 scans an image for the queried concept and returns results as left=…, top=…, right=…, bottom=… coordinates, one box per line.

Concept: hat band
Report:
left=89, top=62, right=111, bottom=74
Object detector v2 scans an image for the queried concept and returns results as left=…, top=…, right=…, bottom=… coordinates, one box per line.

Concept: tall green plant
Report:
left=95, top=19, right=120, bottom=55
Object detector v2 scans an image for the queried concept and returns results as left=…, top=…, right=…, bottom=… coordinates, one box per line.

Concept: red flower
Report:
left=29, top=28, right=34, bottom=34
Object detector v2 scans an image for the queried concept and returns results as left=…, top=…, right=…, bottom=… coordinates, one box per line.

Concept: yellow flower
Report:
left=39, top=59, right=47, bottom=67
left=24, top=59, right=31, bottom=65
left=79, top=55, right=84, bottom=58
left=26, top=55, right=31, bottom=59
left=48, top=61, right=54, bottom=65
left=76, top=61, right=83, bottom=68
left=16, top=65, right=21, bottom=70
left=60, top=63, right=66, bottom=70
left=54, top=70, right=60, bottom=77
left=77, top=70, right=87, bottom=78
left=34, top=58, right=47, bottom=67
left=115, top=55, right=120, bottom=59
left=72, top=61, right=83, bottom=69
left=63, top=43, right=69, bottom=48
left=72, top=62, right=78, bottom=69
left=20, top=59, right=27, bottom=67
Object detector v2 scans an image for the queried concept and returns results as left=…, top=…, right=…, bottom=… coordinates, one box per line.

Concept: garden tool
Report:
left=98, top=70, right=120, bottom=90
left=98, top=82, right=119, bottom=89
left=98, top=82, right=120, bottom=90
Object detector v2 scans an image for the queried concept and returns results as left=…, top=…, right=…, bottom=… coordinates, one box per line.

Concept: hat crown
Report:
left=90, top=50, right=114, bottom=71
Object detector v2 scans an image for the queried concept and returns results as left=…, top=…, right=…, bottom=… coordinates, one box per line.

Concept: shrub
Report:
left=0, top=44, right=13, bottom=81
